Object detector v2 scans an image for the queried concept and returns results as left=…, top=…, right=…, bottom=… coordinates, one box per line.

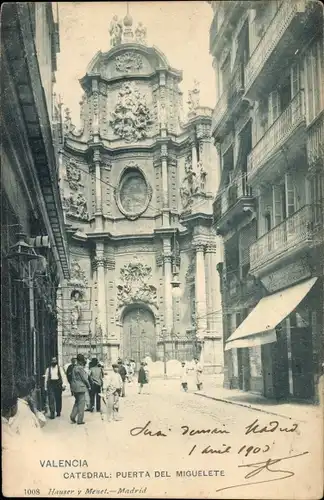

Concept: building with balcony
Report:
left=209, top=0, right=323, bottom=401
left=1, top=3, right=70, bottom=410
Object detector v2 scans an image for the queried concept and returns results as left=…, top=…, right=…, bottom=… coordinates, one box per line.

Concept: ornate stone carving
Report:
left=64, top=191, right=89, bottom=220
left=115, top=52, right=143, bottom=73
left=68, top=260, right=88, bottom=289
left=110, top=82, right=153, bottom=142
left=63, top=108, right=75, bottom=136
left=109, top=15, right=123, bottom=47
left=117, top=258, right=158, bottom=309
left=70, top=290, right=83, bottom=330
left=92, top=256, right=109, bottom=271
left=66, top=160, right=83, bottom=190
left=187, top=80, right=200, bottom=114
left=135, top=22, right=147, bottom=44
left=180, top=155, right=207, bottom=209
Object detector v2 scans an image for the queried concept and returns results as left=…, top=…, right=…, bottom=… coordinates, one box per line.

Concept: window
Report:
left=305, top=41, right=322, bottom=123
left=268, top=90, right=280, bottom=126
left=310, top=173, right=324, bottom=225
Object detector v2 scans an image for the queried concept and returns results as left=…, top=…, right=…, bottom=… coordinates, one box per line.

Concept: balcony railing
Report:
left=212, top=64, right=245, bottom=133
left=245, top=0, right=306, bottom=93
left=307, top=111, right=324, bottom=167
left=221, top=175, right=252, bottom=213
left=248, top=91, right=305, bottom=177
left=213, top=175, right=253, bottom=226
left=250, top=205, right=314, bottom=271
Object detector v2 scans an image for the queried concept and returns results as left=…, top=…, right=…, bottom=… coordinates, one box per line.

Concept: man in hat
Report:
left=117, top=359, right=127, bottom=397
left=70, top=353, right=91, bottom=425
left=44, top=357, right=67, bottom=419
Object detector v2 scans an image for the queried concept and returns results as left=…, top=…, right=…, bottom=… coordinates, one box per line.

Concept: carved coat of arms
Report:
left=115, top=52, right=143, bottom=73
left=110, top=82, right=153, bottom=142
left=117, top=259, right=158, bottom=308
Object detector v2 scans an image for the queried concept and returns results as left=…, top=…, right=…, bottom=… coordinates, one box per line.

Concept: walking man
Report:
left=180, top=361, right=189, bottom=392
left=117, top=359, right=127, bottom=397
left=66, top=357, right=77, bottom=395
left=89, top=358, right=104, bottom=412
left=44, top=357, right=67, bottom=419
left=194, top=357, right=203, bottom=391
left=70, top=353, right=91, bottom=425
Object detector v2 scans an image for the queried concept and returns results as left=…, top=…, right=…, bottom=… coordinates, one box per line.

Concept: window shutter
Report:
left=268, top=90, right=280, bottom=126
left=285, top=173, right=296, bottom=217
left=272, top=185, right=283, bottom=226
left=290, top=63, right=300, bottom=98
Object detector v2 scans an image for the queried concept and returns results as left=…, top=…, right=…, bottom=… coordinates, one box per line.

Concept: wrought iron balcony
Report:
left=307, top=111, right=324, bottom=169
left=213, top=175, right=255, bottom=234
left=250, top=205, right=317, bottom=275
left=244, top=0, right=307, bottom=97
left=212, top=64, right=245, bottom=138
left=247, top=91, right=305, bottom=183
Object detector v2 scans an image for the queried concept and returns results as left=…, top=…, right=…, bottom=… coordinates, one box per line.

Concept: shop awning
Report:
left=225, top=277, right=317, bottom=351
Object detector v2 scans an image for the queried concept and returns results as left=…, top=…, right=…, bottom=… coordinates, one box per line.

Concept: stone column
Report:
left=163, top=238, right=173, bottom=336
left=161, top=144, right=170, bottom=226
left=94, top=243, right=107, bottom=337
left=195, top=243, right=207, bottom=340
left=93, top=150, right=103, bottom=231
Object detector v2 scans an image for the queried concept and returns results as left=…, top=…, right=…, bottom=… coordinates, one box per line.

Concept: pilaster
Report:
left=163, top=238, right=173, bottom=336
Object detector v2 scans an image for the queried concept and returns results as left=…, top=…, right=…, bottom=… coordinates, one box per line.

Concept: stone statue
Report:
left=109, top=15, right=123, bottom=47
left=180, top=155, right=207, bottom=209
left=187, top=80, right=200, bottom=113
left=135, top=22, right=147, bottom=44
left=70, top=290, right=83, bottom=329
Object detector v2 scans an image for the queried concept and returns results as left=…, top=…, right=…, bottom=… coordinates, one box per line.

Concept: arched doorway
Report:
left=122, top=305, right=156, bottom=364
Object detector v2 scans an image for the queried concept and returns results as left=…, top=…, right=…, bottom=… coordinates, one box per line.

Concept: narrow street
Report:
left=4, top=377, right=321, bottom=499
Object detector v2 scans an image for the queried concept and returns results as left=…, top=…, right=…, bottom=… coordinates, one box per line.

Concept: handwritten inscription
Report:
left=245, top=419, right=299, bottom=435
left=129, top=421, right=168, bottom=437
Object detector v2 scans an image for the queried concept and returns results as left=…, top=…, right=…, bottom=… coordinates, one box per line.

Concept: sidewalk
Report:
left=194, top=376, right=322, bottom=423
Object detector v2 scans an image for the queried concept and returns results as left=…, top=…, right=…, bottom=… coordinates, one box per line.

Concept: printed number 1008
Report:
left=24, top=489, right=40, bottom=495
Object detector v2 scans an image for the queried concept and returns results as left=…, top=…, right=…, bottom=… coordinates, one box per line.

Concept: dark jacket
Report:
left=118, top=364, right=127, bottom=382
left=89, top=366, right=104, bottom=387
left=138, top=366, right=147, bottom=384
left=66, top=364, right=75, bottom=385
left=70, top=364, right=91, bottom=393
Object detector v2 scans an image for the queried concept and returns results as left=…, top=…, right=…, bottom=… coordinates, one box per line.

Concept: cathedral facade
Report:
left=58, top=15, right=223, bottom=373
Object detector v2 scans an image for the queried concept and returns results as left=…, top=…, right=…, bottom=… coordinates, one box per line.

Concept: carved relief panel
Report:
left=110, top=82, right=153, bottom=142
left=61, top=158, right=89, bottom=221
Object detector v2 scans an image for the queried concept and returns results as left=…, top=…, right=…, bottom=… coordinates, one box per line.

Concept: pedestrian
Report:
left=44, top=357, right=67, bottom=419
left=84, top=356, right=92, bottom=411
left=89, top=358, right=104, bottom=412
left=194, top=357, right=203, bottom=391
left=66, top=357, right=77, bottom=395
left=127, top=362, right=134, bottom=383
left=10, top=376, right=41, bottom=440
left=180, top=361, right=189, bottom=392
left=138, top=362, right=148, bottom=394
left=117, top=359, right=127, bottom=397
left=70, top=353, right=91, bottom=425
left=103, top=364, right=123, bottom=422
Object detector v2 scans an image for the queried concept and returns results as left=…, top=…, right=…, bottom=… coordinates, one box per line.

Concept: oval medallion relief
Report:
left=116, top=165, right=152, bottom=220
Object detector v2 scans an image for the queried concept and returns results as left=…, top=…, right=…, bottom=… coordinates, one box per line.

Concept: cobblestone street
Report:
left=4, top=377, right=322, bottom=498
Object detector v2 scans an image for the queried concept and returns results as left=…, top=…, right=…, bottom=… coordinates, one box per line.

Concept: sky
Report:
left=54, top=1, right=216, bottom=127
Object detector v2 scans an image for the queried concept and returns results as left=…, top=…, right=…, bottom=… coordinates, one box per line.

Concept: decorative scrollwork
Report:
left=117, top=257, right=158, bottom=309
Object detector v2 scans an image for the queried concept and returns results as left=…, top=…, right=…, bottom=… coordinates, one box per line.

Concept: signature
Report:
left=215, top=451, right=309, bottom=492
